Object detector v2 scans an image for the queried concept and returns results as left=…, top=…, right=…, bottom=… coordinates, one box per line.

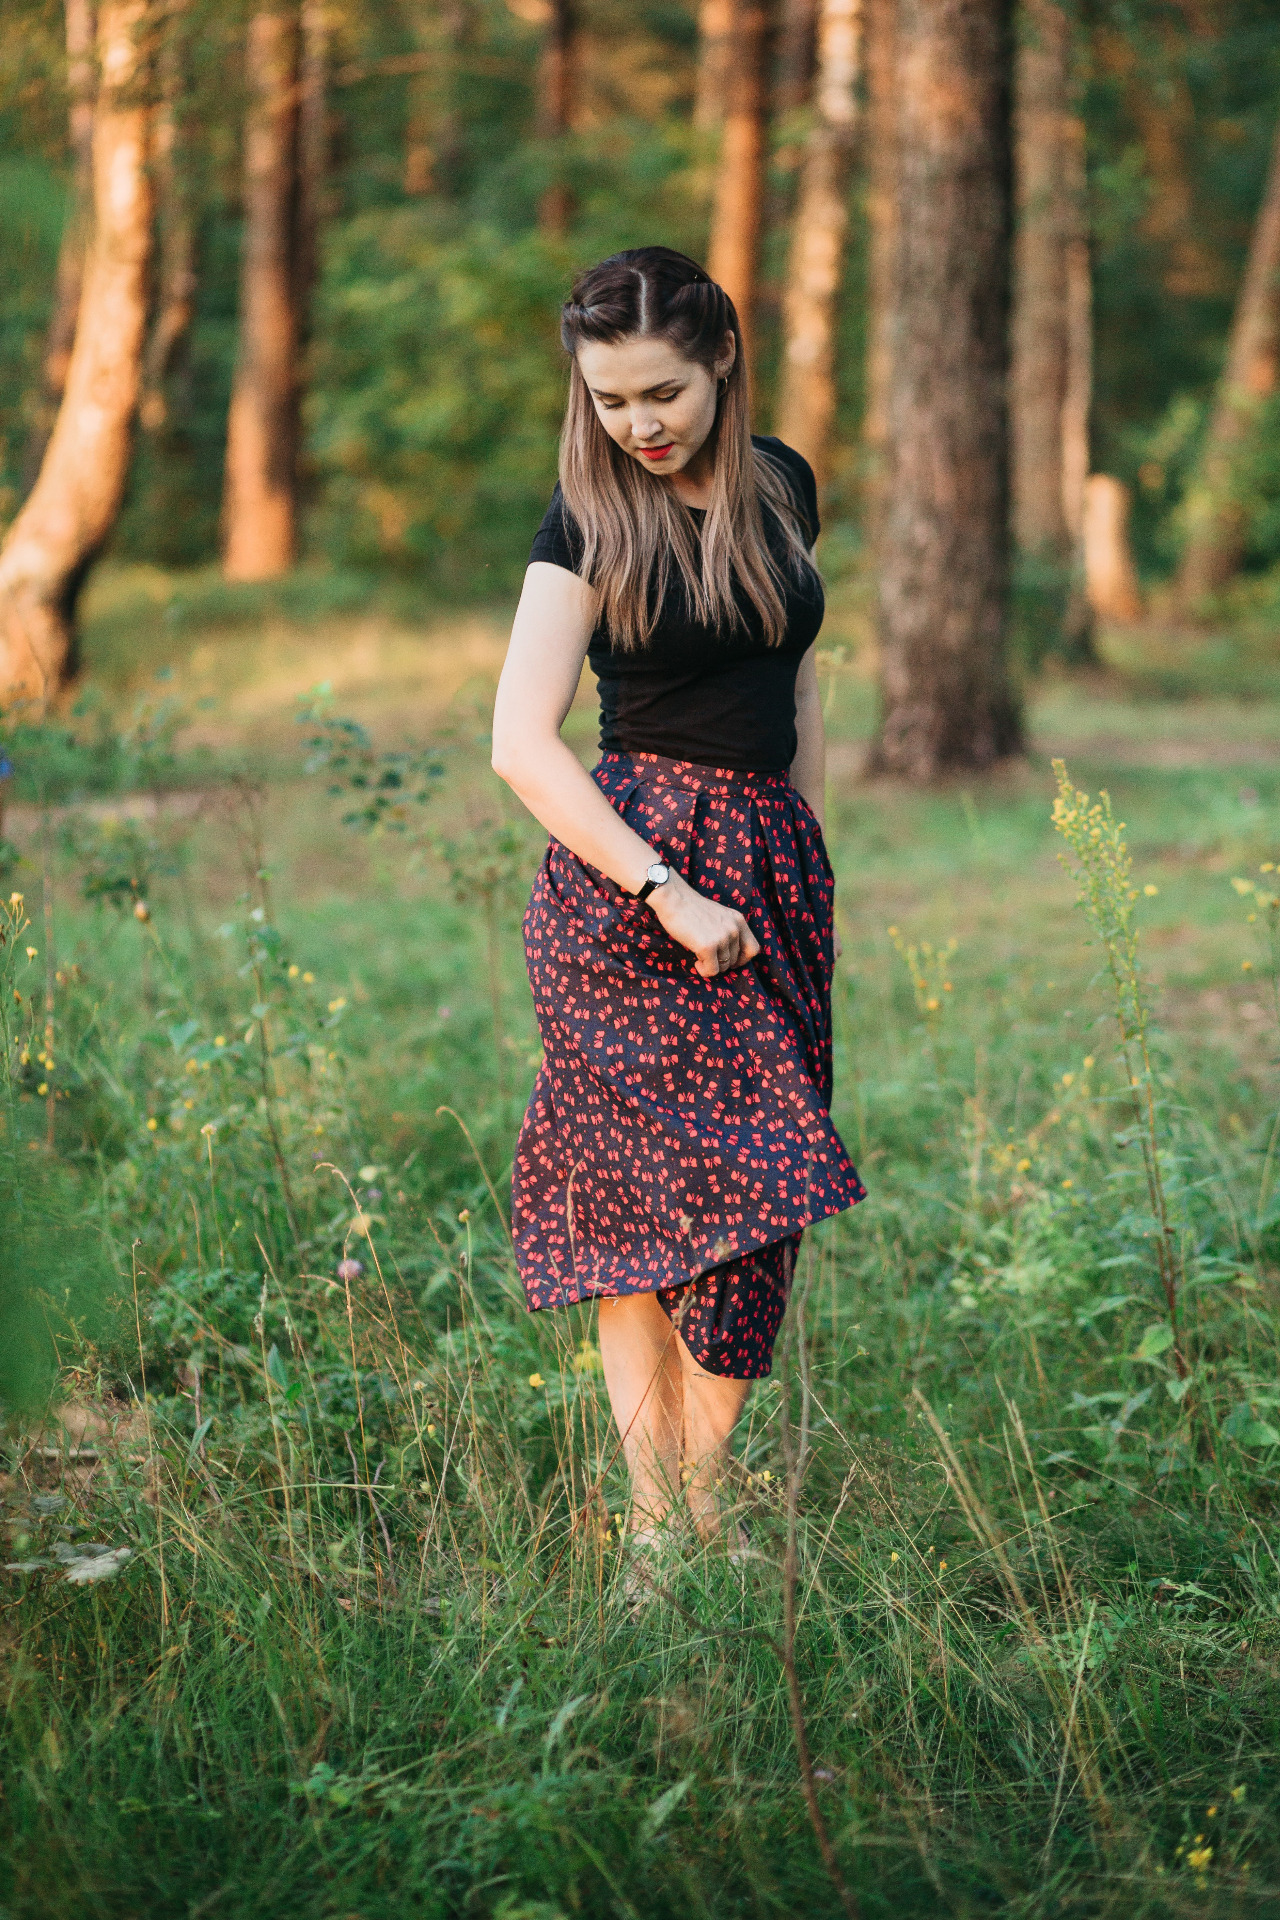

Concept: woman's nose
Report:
left=632, top=411, right=662, bottom=441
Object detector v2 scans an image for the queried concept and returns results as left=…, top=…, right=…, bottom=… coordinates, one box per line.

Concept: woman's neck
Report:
left=668, top=437, right=716, bottom=511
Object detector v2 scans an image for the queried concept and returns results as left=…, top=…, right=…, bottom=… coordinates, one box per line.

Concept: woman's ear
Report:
left=715, top=331, right=737, bottom=382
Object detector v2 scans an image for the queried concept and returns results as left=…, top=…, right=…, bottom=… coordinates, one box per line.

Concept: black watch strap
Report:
left=635, top=861, right=670, bottom=903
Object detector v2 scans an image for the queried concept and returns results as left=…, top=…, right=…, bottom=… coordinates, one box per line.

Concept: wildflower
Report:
left=887, top=925, right=899, bottom=938
left=1144, top=884, right=1158, bottom=897
left=215, top=1035, right=226, bottom=1047
left=146, top=1117, right=158, bottom=1131
left=328, top=997, right=346, bottom=1013
left=458, top=1208, right=470, bottom=1223
left=25, top=946, right=36, bottom=959
left=1243, top=960, right=1253, bottom=971
left=760, top=1469, right=773, bottom=1484
left=302, top=971, right=314, bottom=983
left=37, top=1083, right=47, bottom=1095
left=925, top=997, right=940, bottom=1012
left=411, top=1380, right=426, bottom=1391
left=200, top=1122, right=215, bottom=1137
left=1186, top=1846, right=1212, bottom=1872
left=133, top=900, right=150, bottom=922
left=1062, top=1178, right=1074, bottom=1190
left=336, top=1257, right=363, bottom=1282
left=1083, top=1055, right=1094, bottom=1069
left=890, top=1551, right=899, bottom=1563
left=528, top=1372, right=544, bottom=1389
left=1206, top=1806, right=1217, bottom=1818
left=938, top=1559, right=948, bottom=1571
left=1061, top=1072, right=1074, bottom=1086
left=288, top=964, right=299, bottom=977
left=9, top=892, right=22, bottom=906
left=426, top=1424, right=436, bottom=1437
left=186, top=1058, right=198, bottom=1072
left=1231, top=1785, right=1245, bottom=1802
left=1017, top=1158, right=1031, bottom=1172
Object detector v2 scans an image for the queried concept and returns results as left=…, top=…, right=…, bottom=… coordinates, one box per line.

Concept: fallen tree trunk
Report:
left=0, top=0, right=154, bottom=709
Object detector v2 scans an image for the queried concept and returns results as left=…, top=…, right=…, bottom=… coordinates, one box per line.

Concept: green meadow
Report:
left=1, top=573, right=1278, bottom=1918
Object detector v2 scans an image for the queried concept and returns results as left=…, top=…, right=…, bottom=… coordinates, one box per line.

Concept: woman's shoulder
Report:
left=752, top=435, right=819, bottom=546
left=529, top=480, right=584, bottom=573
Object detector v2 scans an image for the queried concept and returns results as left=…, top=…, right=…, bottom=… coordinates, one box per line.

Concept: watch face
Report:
left=648, top=862, right=670, bottom=886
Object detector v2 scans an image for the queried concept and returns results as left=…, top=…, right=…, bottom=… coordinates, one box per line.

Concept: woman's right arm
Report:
left=491, top=562, right=758, bottom=978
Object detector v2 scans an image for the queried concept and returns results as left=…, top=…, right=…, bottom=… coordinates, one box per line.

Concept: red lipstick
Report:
left=638, top=444, right=674, bottom=461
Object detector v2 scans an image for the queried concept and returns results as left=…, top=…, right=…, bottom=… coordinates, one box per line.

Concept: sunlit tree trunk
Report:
left=869, top=0, right=1022, bottom=780
left=222, top=2, right=300, bottom=583
left=1060, top=105, right=1095, bottom=657
left=23, top=0, right=97, bottom=489
left=774, top=0, right=862, bottom=484
left=707, top=0, right=771, bottom=361
left=0, top=0, right=154, bottom=707
left=537, top=0, right=577, bottom=236
left=695, top=0, right=734, bottom=131
left=861, top=0, right=895, bottom=514
left=141, top=0, right=197, bottom=432
left=1084, top=474, right=1142, bottom=623
left=1177, top=113, right=1280, bottom=605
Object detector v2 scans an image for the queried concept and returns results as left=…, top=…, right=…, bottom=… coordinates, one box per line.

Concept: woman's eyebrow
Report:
left=588, top=380, right=683, bottom=399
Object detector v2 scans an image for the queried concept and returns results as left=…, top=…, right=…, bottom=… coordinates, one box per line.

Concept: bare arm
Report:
left=790, top=644, right=825, bottom=827
left=491, top=563, right=759, bottom=978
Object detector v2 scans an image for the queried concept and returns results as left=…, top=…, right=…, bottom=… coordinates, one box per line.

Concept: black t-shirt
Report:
left=528, top=435, right=824, bottom=772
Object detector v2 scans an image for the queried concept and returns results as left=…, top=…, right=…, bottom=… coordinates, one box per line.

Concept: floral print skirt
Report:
left=512, top=751, right=866, bottom=1379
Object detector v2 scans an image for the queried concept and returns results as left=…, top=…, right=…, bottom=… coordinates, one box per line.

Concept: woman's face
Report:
left=576, top=332, right=735, bottom=478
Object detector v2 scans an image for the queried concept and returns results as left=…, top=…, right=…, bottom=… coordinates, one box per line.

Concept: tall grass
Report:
left=1, top=678, right=1278, bottom=1918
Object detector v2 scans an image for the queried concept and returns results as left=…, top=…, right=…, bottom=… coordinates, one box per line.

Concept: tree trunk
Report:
left=695, top=0, right=734, bottom=131
left=707, top=0, right=771, bottom=362
left=0, top=0, right=153, bottom=708
left=537, top=0, right=577, bottom=236
left=141, top=0, right=197, bottom=432
left=1010, top=0, right=1070, bottom=558
left=1176, top=113, right=1280, bottom=604
left=861, top=0, right=895, bottom=512
left=774, top=0, right=862, bottom=485
left=1059, top=104, right=1095, bottom=657
left=869, top=0, right=1022, bottom=780
left=1084, top=474, right=1142, bottom=623
left=222, top=3, right=300, bottom=583
left=774, top=0, right=817, bottom=119
left=22, top=0, right=98, bottom=490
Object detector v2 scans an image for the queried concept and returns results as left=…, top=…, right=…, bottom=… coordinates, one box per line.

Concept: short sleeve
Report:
left=529, top=483, right=585, bottom=574
left=755, top=436, right=820, bottom=547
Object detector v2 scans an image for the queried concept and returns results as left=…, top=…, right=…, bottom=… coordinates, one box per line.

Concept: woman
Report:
left=492, top=246, right=864, bottom=1553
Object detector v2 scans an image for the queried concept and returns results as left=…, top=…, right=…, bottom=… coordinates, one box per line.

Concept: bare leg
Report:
left=675, top=1336, right=751, bottom=1542
left=596, top=1291, right=683, bottom=1534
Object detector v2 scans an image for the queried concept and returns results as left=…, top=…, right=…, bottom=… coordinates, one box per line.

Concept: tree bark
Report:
left=1011, top=0, right=1070, bottom=558
left=23, top=0, right=98, bottom=490
left=774, top=0, right=817, bottom=119
left=141, top=0, right=197, bottom=432
left=707, top=0, right=771, bottom=362
left=1084, top=474, right=1142, bottom=623
left=861, top=0, right=895, bottom=512
left=537, top=0, right=577, bottom=236
left=869, top=0, right=1022, bottom=780
left=0, top=0, right=154, bottom=708
left=1176, top=112, right=1280, bottom=604
left=222, top=3, right=300, bottom=583
left=1059, top=104, right=1095, bottom=657
left=774, top=0, right=862, bottom=485
left=695, top=0, right=734, bottom=131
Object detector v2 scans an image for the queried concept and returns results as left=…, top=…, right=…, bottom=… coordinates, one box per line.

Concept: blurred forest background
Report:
left=1, top=0, right=1279, bottom=741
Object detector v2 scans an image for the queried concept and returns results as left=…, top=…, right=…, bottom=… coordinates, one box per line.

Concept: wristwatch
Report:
left=635, top=860, right=671, bottom=903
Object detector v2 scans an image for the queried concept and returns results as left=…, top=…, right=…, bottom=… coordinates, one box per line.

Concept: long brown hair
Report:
left=558, top=247, right=813, bottom=649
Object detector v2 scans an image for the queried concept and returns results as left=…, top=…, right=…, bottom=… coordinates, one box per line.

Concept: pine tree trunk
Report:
left=1059, top=105, right=1096, bottom=658
left=222, top=2, right=300, bottom=583
left=0, top=0, right=153, bottom=707
left=861, top=0, right=895, bottom=511
left=707, top=0, right=771, bottom=361
left=869, top=0, right=1022, bottom=780
left=1176, top=113, right=1280, bottom=605
left=537, top=0, right=577, bottom=236
left=141, top=0, right=197, bottom=432
left=695, top=0, right=734, bottom=131
left=23, top=0, right=98, bottom=489
left=1011, top=0, right=1070, bottom=558
left=774, top=0, right=862, bottom=484
left=1084, top=474, right=1142, bottom=623
left=774, top=0, right=817, bottom=117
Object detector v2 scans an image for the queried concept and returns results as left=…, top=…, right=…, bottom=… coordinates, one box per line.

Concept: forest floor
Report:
left=1, top=566, right=1278, bottom=1918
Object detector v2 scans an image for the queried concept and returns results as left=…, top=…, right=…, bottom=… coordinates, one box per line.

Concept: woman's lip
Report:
left=637, top=444, right=674, bottom=460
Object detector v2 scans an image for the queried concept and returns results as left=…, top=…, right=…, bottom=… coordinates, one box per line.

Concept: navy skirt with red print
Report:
left=512, top=751, right=867, bottom=1379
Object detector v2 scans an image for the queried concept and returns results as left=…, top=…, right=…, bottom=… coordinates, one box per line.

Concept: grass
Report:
left=1, top=578, right=1279, bottom=1918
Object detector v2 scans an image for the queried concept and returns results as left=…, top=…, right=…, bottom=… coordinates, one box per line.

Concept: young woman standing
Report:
left=492, top=247, right=864, bottom=1554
